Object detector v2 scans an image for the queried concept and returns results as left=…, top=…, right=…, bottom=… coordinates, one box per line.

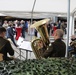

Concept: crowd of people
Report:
left=33, top=20, right=67, bottom=37
left=2, top=20, right=29, bottom=47
left=1, top=20, right=67, bottom=42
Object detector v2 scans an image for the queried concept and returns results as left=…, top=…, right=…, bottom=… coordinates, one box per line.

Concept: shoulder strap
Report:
left=0, top=38, right=7, bottom=51
left=0, top=44, right=6, bottom=50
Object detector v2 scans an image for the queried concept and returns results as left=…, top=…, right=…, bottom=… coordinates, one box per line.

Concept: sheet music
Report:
left=19, top=41, right=32, bottom=51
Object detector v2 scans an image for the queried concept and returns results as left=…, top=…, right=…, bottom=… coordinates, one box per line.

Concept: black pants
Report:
left=22, top=30, right=25, bottom=38
left=7, top=37, right=17, bottom=47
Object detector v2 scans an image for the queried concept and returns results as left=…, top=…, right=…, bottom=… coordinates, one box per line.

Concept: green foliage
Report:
left=0, top=57, right=76, bottom=75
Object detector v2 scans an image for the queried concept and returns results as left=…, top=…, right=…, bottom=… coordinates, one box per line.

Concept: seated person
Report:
left=68, top=35, right=76, bottom=57
left=42, top=29, right=66, bottom=58
left=0, top=27, right=14, bottom=61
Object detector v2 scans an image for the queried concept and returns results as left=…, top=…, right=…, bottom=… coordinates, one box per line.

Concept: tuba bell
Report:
left=30, top=19, right=51, bottom=59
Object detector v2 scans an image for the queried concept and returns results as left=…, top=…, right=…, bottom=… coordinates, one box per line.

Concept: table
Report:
left=15, top=27, right=22, bottom=40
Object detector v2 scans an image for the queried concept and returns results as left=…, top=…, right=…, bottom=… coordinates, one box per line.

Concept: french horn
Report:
left=30, top=19, right=51, bottom=59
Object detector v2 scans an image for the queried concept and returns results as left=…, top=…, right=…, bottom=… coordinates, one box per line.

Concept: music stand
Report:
left=19, top=41, right=33, bottom=60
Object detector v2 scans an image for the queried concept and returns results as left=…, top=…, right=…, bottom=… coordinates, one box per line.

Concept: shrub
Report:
left=0, top=57, right=76, bottom=75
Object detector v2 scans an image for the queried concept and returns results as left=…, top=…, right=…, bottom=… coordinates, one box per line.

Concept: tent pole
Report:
left=30, top=0, right=36, bottom=40
left=69, top=14, right=74, bottom=38
left=71, top=14, right=74, bottom=35
left=66, top=0, right=70, bottom=57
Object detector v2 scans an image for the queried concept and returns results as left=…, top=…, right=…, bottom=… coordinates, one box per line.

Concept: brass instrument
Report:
left=0, top=53, right=3, bottom=61
left=30, top=19, right=50, bottom=59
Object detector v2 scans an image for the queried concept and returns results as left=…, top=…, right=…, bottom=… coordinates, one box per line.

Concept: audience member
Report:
left=6, top=21, right=18, bottom=47
left=68, top=35, right=76, bottom=57
left=20, top=20, right=26, bottom=38
left=2, top=20, right=8, bottom=29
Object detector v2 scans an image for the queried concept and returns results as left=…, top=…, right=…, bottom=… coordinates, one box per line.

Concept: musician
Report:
left=0, top=27, right=14, bottom=61
left=42, top=29, right=66, bottom=58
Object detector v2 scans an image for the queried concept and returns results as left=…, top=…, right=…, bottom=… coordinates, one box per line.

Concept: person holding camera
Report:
left=68, top=35, right=76, bottom=57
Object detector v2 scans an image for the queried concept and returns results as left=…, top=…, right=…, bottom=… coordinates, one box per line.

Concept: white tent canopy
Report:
left=0, top=0, right=76, bottom=18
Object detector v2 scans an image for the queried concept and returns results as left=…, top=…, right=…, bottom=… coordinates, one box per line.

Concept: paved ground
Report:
left=25, top=32, right=34, bottom=41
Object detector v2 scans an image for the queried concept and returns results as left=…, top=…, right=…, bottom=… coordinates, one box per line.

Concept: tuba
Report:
left=30, top=19, right=51, bottom=59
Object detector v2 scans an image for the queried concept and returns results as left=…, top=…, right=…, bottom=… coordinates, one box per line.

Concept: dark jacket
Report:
left=42, top=39, right=66, bottom=58
left=7, top=26, right=14, bottom=38
left=0, top=37, right=14, bottom=60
